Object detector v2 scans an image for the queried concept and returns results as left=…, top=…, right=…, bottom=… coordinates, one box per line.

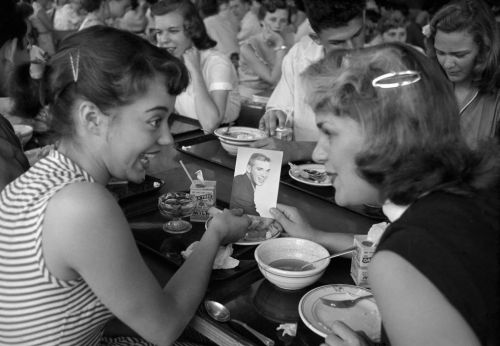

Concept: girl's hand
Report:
left=207, top=208, right=250, bottom=245
left=269, top=204, right=316, bottom=240
left=262, top=24, right=285, bottom=48
left=182, top=47, right=201, bottom=72
left=320, top=321, right=372, bottom=346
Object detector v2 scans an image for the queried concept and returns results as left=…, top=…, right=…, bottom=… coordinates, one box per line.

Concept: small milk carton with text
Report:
left=190, top=180, right=216, bottom=222
left=350, top=222, right=389, bottom=288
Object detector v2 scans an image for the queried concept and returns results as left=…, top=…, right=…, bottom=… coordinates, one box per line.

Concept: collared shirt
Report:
left=266, top=35, right=324, bottom=141
left=237, top=11, right=260, bottom=42
left=382, top=200, right=409, bottom=223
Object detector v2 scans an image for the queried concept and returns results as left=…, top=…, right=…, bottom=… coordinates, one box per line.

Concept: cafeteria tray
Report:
left=132, top=199, right=258, bottom=282
left=176, top=135, right=386, bottom=220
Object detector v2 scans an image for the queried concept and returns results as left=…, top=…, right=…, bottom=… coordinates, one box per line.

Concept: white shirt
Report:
left=175, top=49, right=241, bottom=124
left=266, top=35, right=324, bottom=141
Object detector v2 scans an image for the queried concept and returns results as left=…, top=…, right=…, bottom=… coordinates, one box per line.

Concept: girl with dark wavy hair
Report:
left=151, top=0, right=241, bottom=133
left=0, top=26, right=249, bottom=346
left=426, top=0, right=500, bottom=147
left=271, top=43, right=499, bottom=345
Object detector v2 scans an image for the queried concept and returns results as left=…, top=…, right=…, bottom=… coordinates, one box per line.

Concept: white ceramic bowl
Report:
left=13, top=124, right=34, bottom=147
left=213, top=126, right=267, bottom=156
left=254, top=237, right=330, bottom=290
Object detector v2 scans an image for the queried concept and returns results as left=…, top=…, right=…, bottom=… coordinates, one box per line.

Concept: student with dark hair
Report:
left=151, top=0, right=241, bottom=132
left=426, top=0, right=500, bottom=147
left=0, top=26, right=249, bottom=345
left=238, top=0, right=293, bottom=100
left=273, top=43, right=500, bottom=346
left=252, top=0, right=365, bottom=163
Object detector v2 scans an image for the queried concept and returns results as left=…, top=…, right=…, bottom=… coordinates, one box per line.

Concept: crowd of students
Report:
left=0, top=0, right=499, bottom=345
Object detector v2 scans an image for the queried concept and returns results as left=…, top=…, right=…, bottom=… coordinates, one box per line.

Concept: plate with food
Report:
left=299, top=284, right=381, bottom=342
left=289, top=163, right=332, bottom=187
left=206, top=214, right=283, bottom=246
left=213, top=126, right=267, bottom=143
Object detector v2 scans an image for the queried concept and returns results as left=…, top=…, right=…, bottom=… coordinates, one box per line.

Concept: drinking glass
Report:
left=158, top=192, right=196, bottom=234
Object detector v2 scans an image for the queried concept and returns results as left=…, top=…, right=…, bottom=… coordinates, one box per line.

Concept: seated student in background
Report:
left=0, top=26, right=249, bottom=346
left=238, top=0, right=293, bottom=101
left=368, top=14, right=426, bottom=54
left=252, top=0, right=365, bottom=163
left=152, top=0, right=241, bottom=133
left=79, top=0, right=131, bottom=30
left=425, top=0, right=500, bottom=147
left=271, top=43, right=499, bottom=346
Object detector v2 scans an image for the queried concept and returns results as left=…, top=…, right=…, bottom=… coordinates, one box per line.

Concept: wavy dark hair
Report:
left=303, top=0, right=365, bottom=34
left=9, top=26, right=189, bottom=139
left=257, top=0, right=288, bottom=21
left=426, top=0, right=500, bottom=93
left=151, top=0, right=216, bottom=50
left=80, top=0, right=104, bottom=12
left=303, top=43, right=500, bottom=205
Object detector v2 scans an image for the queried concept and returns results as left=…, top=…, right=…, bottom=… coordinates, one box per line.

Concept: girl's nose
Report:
left=158, top=121, right=173, bottom=146
left=312, top=136, right=328, bottom=164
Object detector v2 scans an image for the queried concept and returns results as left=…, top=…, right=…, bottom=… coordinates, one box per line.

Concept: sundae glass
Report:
left=158, top=192, right=196, bottom=234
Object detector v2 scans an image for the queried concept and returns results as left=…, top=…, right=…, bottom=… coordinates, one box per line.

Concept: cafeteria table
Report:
left=114, top=136, right=383, bottom=346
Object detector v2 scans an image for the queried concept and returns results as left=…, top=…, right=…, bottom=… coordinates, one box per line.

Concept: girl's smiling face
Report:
left=312, top=112, right=381, bottom=207
left=103, top=77, right=175, bottom=183
left=153, top=11, right=193, bottom=58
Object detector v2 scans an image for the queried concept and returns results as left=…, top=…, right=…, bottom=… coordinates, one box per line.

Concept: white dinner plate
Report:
left=299, top=284, right=381, bottom=342
left=289, top=164, right=332, bottom=187
left=213, top=126, right=266, bottom=142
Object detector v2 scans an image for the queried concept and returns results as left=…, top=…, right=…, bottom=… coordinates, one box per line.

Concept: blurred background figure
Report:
left=426, top=0, right=500, bottom=147
left=118, top=0, right=149, bottom=36
left=238, top=0, right=293, bottom=100
left=79, top=0, right=131, bottom=30
left=198, top=0, right=239, bottom=58
left=152, top=0, right=240, bottom=132
left=53, top=0, right=84, bottom=31
left=369, top=14, right=425, bottom=54
left=30, top=0, right=56, bottom=55
left=231, top=0, right=261, bottom=43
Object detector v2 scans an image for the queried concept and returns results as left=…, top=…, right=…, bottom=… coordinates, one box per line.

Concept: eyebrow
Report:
left=145, top=106, right=170, bottom=113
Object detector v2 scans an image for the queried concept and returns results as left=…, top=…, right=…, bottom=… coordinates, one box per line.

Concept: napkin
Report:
left=276, top=323, right=297, bottom=337
left=366, top=222, right=389, bottom=246
left=181, top=241, right=239, bottom=269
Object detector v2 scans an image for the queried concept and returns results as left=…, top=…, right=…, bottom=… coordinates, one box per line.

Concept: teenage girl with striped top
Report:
left=0, top=26, right=249, bottom=346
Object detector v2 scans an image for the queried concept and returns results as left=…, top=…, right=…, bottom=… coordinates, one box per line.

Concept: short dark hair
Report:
left=151, top=0, right=217, bottom=50
left=426, top=0, right=500, bottom=93
left=9, top=26, right=189, bottom=139
left=257, top=0, right=288, bottom=21
left=303, top=0, right=365, bottom=34
left=80, top=0, right=103, bottom=12
left=303, top=43, right=500, bottom=204
left=377, top=14, right=407, bottom=35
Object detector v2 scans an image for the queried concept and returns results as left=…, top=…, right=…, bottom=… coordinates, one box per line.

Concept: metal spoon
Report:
left=204, top=300, right=275, bottom=346
left=299, top=246, right=356, bottom=270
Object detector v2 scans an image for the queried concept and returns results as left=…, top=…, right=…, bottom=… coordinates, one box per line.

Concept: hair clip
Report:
left=69, top=50, right=80, bottom=83
left=29, top=45, right=48, bottom=80
left=372, top=70, right=421, bottom=89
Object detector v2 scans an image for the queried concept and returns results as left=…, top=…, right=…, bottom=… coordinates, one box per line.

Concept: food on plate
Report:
left=299, top=169, right=328, bottom=183
left=226, top=131, right=255, bottom=140
left=243, top=215, right=283, bottom=241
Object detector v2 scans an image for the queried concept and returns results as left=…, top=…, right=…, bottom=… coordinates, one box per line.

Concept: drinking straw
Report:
left=179, top=160, right=194, bottom=184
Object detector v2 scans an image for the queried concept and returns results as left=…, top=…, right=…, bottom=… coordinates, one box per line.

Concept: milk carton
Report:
left=350, top=235, right=376, bottom=288
left=190, top=180, right=216, bottom=222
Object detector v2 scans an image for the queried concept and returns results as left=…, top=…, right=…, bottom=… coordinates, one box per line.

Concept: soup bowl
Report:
left=213, top=126, right=267, bottom=156
left=254, top=237, right=330, bottom=290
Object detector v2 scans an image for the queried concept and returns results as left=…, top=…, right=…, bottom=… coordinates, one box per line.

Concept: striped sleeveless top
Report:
left=0, top=150, right=113, bottom=345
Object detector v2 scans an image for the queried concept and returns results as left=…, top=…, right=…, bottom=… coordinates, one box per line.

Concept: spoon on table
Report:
left=299, top=246, right=356, bottom=270
left=204, top=300, right=275, bottom=346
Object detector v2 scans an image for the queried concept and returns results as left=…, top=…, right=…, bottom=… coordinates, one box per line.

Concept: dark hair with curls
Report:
left=303, top=43, right=500, bottom=205
left=377, top=14, right=407, bottom=35
left=257, top=0, right=288, bottom=21
left=151, top=0, right=216, bottom=50
left=426, top=0, right=500, bottom=93
left=9, top=26, right=189, bottom=139
left=303, top=0, right=365, bottom=34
